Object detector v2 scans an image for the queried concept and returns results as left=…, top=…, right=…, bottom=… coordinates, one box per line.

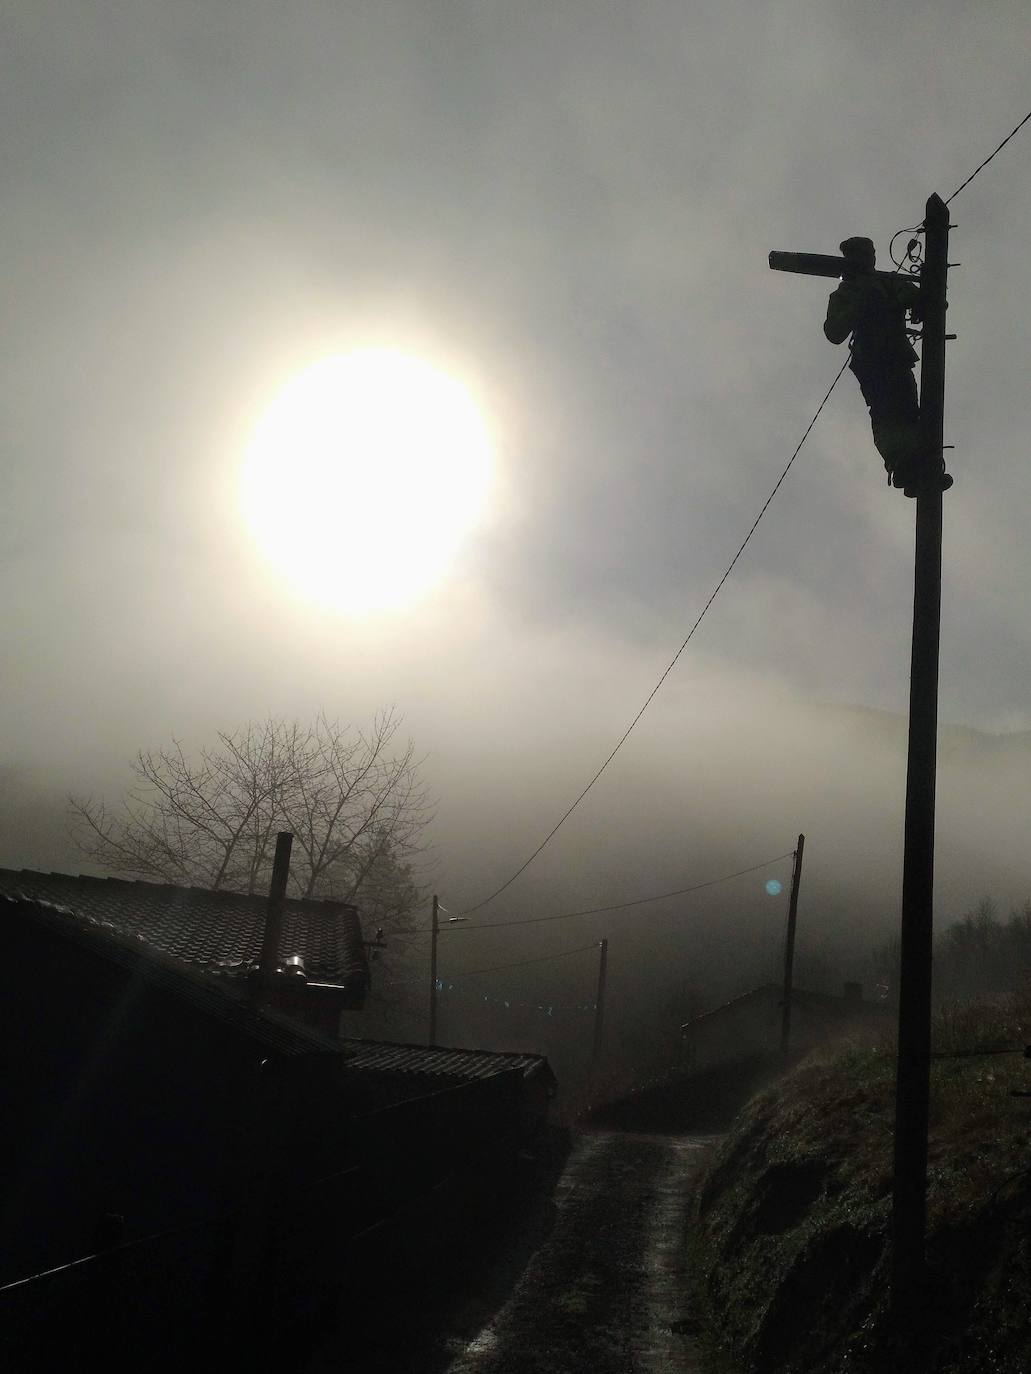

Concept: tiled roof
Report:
left=0, top=868, right=369, bottom=992
left=339, top=1038, right=555, bottom=1084
left=1, top=891, right=350, bottom=1059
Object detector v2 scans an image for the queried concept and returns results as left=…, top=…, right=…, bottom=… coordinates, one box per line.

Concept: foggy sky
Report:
left=3, top=1, right=1030, bottom=968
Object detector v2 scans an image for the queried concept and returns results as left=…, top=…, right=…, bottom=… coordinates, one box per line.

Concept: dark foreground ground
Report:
left=305, top=1129, right=727, bottom=1374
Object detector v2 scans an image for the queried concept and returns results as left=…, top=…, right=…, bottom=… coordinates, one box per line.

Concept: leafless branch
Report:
left=67, top=710, right=432, bottom=936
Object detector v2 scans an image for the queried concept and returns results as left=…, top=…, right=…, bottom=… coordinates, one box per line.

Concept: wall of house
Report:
left=0, top=1066, right=546, bottom=1366
left=0, top=917, right=351, bottom=1284
left=260, top=978, right=357, bottom=1036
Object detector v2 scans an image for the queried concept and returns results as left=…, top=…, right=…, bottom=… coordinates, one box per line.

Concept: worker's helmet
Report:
left=839, top=236, right=876, bottom=271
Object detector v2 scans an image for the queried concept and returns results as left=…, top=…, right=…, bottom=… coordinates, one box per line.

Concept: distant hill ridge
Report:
left=808, top=701, right=1031, bottom=762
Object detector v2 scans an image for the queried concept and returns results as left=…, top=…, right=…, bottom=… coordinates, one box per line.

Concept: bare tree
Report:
left=68, top=710, right=431, bottom=935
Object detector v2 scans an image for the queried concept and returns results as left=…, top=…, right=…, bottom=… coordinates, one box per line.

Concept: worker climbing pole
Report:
left=769, top=213, right=953, bottom=495
left=770, top=193, right=954, bottom=1311
left=829, top=237, right=950, bottom=494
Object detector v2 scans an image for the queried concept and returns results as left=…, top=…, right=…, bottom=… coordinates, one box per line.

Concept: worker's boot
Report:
left=904, top=456, right=954, bottom=498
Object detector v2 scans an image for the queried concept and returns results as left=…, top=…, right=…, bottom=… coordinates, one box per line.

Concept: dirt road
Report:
left=438, top=1130, right=720, bottom=1374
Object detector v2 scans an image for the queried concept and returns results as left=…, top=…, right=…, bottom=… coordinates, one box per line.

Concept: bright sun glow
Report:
left=241, top=350, right=494, bottom=612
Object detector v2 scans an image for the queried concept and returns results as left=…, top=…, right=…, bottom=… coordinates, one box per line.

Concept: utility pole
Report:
left=592, top=938, right=608, bottom=1075
left=780, top=834, right=805, bottom=1057
left=429, top=897, right=465, bottom=1047
left=769, top=195, right=953, bottom=1307
left=891, top=192, right=950, bottom=1308
left=429, top=893, right=439, bottom=1047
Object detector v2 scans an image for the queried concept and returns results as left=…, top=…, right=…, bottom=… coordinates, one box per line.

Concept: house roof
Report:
left=339, top=1038, right=556, bottom=1086
left=1, top=890, right=350, bottom=1059
left=0, top=868, right=369, bottom=993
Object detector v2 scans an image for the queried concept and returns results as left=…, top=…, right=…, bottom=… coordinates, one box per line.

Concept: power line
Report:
left=459, top=362, right=848, bottom=917
left=946, top=107, right=1031, bottom=205
left=930, top=1046, right=1026, bottom=1060
left=448, top=851, right=793, bottom=932
left=449, top=941, right=601, bottom=980
left=460, top=106, right=1031, bottom=919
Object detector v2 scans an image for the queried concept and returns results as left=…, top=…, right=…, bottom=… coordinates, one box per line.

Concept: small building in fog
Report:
left=681, top=981, right=890, bottom=1070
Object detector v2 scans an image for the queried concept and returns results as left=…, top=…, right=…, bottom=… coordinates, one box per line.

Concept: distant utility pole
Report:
left=429, top=894, right=440, bottom=1047
left=780, top=834, right=806, bottom=1057
left=591, top=938, right=608, bottom=1076
left=429, top=895, right=466, bottom=1046
left=769, top=195, right=953, bottom=1306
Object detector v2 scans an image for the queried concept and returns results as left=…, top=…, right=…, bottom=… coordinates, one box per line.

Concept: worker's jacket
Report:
left=823, top=274, right=921, bottom=375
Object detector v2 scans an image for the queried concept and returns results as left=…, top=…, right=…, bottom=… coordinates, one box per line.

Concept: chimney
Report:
left=258, top=832, right=293, bottom=979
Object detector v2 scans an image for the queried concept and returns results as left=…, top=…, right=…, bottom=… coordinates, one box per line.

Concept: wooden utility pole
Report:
left=429, top=893, right=439, bottom=1047
left=769, top=195, right=954, bottom=1307
left=891, top=192, right=951, bottom=1307
left=429, top=899, right=465, bottom=1046
left=592, top=938, right=608, bottom=1072
left=780, top=833, right=806, bottom=1057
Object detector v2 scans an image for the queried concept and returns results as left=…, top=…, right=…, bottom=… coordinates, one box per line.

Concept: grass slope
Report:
left=693, top=994, right=1031, bottom=1372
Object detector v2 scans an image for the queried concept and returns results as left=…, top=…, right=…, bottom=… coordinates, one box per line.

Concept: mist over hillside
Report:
left=6, top=686, right=1029, bottom=1101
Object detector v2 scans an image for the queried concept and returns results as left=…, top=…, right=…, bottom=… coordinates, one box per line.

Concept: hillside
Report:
left=692, top=997, right=1031, bottom=1373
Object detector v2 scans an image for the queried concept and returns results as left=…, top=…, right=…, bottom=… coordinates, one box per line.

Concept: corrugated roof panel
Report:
left=339, top=1038, right=552, bottom=1082
left=0, top=869, right=368, bottom=991
left=2, top=892, right=350, bottom=1059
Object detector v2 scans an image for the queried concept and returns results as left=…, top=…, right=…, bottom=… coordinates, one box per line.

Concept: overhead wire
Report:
left=458, top=360, right=848, bottom=917
left=447, top=851, right=793, bottom=932
left=889, top=224, right=924, bottom=272
left=440, top=941, right=601, bottom=980
left=930, top=1046, right=1026, bottom=1060
left=946, top=107, right=1031, bottom=205
left=456, top=103, right=1031, bottom=920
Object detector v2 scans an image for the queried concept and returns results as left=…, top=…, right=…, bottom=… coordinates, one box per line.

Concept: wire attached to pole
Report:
left=451, top=851, right=793, bottom=931
left=946, top=107, right=1031, bottom=205
left=459, top=364, right=848, bottom=917
left=457, top=104, right=1031, bottom=919
left=449, top=941, right=601, bottom=980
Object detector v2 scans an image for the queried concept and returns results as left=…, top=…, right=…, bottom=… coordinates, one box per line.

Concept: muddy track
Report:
left=438, top=1130, right=720, bottom=1374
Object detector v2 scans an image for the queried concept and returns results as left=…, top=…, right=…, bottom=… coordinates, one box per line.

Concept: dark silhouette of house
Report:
left=0, top=866, right=369, bottom=1034
left=338, top=1038, right=557, bottom=1141
left=0, top=889, right=356, bottom=1289
left=0, top=889, right=556, bottom=1367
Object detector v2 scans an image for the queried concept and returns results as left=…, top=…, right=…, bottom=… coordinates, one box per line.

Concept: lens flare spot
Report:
left=765, top=879, right=783, bottom=896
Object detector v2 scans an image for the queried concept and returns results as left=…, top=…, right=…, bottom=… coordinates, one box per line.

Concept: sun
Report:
left=241, top=349, right=494, bottom=612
